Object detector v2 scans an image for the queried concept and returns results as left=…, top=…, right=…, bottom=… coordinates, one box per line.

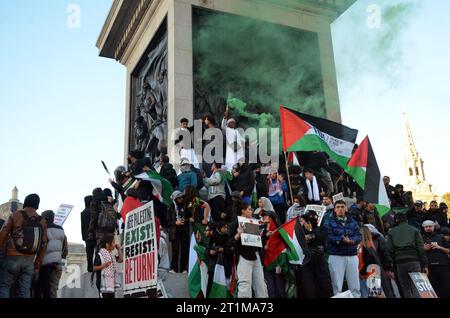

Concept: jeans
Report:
left=34, top=263, right=62, bottom=298
left=0, top=256, right=35, bottom=298
left=85, top=240, right=96, bottom=273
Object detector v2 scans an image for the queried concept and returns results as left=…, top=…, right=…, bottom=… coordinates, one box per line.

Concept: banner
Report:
left=53, top=204, right=73, bottom=226
left=238, top=216, right=262, bottom=248
left=123, top=201, right=158, bottom=298
left=409, top=272, right=438, bottom=298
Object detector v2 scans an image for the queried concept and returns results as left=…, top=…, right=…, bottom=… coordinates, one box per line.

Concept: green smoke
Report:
left=333, top=0, right=420, bottom=88
left=193, top=7, right=326, bottom=129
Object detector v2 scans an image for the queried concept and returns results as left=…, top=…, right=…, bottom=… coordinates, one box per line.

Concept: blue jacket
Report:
left=325, top=214, right=361, bottom=256
left=268, top=180, right=288, bottom=205
left=177, top=171, right=197, bottom=192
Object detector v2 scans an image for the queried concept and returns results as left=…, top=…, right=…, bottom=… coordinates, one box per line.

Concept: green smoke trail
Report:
left=333, top=0, right=420, bottom=88
left=192, top=6, right=326, bottom=129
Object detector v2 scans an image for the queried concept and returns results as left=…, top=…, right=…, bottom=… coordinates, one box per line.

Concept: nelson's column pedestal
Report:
left=97, top=0, right=356, bottom=167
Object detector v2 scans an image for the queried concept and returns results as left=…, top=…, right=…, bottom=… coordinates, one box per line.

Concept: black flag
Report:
left=101, top=160, right=111, bottom=175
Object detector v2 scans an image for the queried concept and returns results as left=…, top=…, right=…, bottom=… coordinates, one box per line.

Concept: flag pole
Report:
left=284, top=151, right=295, bottom=205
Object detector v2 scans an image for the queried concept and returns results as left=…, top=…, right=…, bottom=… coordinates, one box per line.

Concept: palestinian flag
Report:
left=347, top=136, right=390, bottom=216
left=264, top=218, right=305, bottom=269
left=134, top=170, right=174, bottom=207
left=263, top=218, right=301, bottom=298
left=280, top=106, right=358, bottom=170
left=209, top=254, right=228, bottom=298
left=188, top=234, right=208, bottom=298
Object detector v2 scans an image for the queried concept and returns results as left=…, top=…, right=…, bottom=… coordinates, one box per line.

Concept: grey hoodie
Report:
left=203, top=170, right=226, bottom=200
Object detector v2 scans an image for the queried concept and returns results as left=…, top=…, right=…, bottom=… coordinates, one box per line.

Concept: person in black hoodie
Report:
left=81, top=195, right=94, bottom=272
left=168, top=191, right=191, bottom=273
left=231, top=162, right=255, bottom=205
left=254, top=163, right=269, bottom=200
left=159, top=155, right=178, bottom=189
left=206, top=221, right=233, bottom=297
left=422, top=220, right=450, bottom=298
left=297, top=210, right=333, bottom=298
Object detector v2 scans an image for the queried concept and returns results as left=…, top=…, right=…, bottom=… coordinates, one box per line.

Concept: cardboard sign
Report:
left=53, top=204, right=73, bottom=226
left=409, top=272, right=438, bottom=298
left=123, top=201, right=158, bottom=298
left=333, top=193, right=344, bottom=203
left=238, top=216, right=262, bottom=248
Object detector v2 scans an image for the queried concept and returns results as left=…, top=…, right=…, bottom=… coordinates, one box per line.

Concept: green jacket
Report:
left=387, top=222, right=428, bottom=268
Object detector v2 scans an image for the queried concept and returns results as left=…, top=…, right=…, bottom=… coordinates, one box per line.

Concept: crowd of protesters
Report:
left=74, top=114, right=450, bottom=299
left=1, top=114, right=449, bottom=299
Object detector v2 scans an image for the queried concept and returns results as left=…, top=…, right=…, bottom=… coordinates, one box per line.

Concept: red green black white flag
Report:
left=347, top=136, right=390, bottom=215
left=280, top=106, right=358, bottom=171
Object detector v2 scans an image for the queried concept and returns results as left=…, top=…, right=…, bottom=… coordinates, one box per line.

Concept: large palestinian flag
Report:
left=347, top=136, right=390, bottom=215
left=280, top=106, right=358, bottom=170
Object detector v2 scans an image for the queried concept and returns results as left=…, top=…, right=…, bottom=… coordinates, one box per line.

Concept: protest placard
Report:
left=333, top=192, right=344, bottom=203
left=409, top=272, right=438, bottom=298
left=123, top=201, right=158, bottom=298
left=305, top=205, right=327, bottom=226
left=53, top=204, right=73, bottom=226
left=238, top=216, right=262, bottom=248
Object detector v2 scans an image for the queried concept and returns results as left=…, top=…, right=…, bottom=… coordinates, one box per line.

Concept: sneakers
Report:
left=169, top=269, right=176, bottom=273
left=181, top=270, right=188, bottom=274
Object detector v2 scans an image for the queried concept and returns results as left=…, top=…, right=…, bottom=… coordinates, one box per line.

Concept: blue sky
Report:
left=0, top=0, right=448, bottom=243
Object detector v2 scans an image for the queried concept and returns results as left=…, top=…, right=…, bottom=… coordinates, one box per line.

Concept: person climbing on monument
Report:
left=221, top=109, right=244, bottom=172
left=228, top=202, right=268, bottom=298
left=422, top=220, right=450, bottom=298
left=324, top=200, right=361, bottom=298
left=267, top=171, right=288, bottom=224
left=231, top=161, right=255, bottom=206
left=302, top=169, right=328, bottom=205
left=168, top=191, right=191, bottom=274
left=203, top=162, right=226, bottom=222
left=386, top=211, right=428, bottom=298
left=286, top=195, right=306, bottom=223
left=177, top=158, right=197, bottom=192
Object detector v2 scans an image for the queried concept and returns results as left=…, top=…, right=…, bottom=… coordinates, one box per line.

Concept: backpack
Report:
left=97, top=203, right=117, bottom=234
left=13, top=210, right=43, bottom=255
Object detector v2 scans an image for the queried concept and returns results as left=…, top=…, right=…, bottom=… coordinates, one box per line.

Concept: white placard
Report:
left=333, top=193, right=344, bottom=203
left=123, top=201, right=158, bottom=298
left=53, top=204, right=73, bottom=226
left=238, top=216, right=262, bottom=248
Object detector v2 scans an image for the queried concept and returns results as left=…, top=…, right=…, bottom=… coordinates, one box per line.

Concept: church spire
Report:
left=403, top=112, right=418, bottom=159
left=403, top=112, right=426, bottom=183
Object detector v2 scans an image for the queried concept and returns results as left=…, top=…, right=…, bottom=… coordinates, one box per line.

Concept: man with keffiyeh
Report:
left=302, top=169, right=328, bottom=205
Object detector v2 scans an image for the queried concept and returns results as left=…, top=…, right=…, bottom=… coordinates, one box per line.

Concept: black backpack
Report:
left=14, top=211, right=43, bottom=255
left=97, top=202, right=117, bottom=234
